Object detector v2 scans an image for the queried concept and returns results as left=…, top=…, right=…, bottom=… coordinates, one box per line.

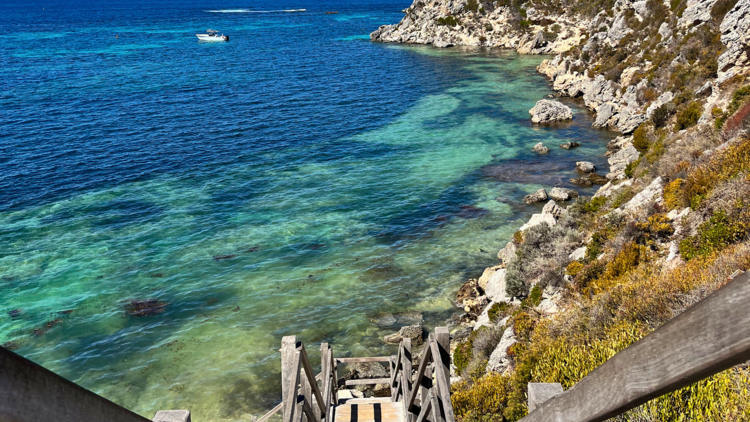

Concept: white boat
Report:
left=196, top=29, right=229, bottom=42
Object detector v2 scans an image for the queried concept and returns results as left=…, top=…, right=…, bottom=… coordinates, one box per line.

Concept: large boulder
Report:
left=497, top=241, right=518, bottom=264
left=523, top=188, right=549, bottom=204
left=485, top=327, right=518, bottom=374
left=478, top=265, right=503, bottom=291
left=383, top=324, right=424, bottom=346
left=679, top=0, right=721, bottom=28
left=485, top=269, right=509, bottom=302
left=529, top=100, right=573, bottom=123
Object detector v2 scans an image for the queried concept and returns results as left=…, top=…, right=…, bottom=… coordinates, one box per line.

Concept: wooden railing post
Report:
left=281, top=336, right=299, bottom=422
left=401, top=338, right=413, bottom=422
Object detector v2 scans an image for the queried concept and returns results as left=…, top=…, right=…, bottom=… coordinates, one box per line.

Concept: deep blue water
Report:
left=0, top=1, right=616, bottom=420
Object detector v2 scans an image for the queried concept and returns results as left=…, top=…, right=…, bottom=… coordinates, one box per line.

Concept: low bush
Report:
left=652, top=103, right=676, bottom=128
left=721, top=100, right=750, bottom=141
left=584, top=196, right=607, bottom=214
left=716, top=85, right=750, bottom=129
left=675, top=101, right=703, bottom=131
left=632, top=125, right=651, bottom=153
left=566, top=261, right=584, bottom=277
left=436, top=16, right=460, bottom=26
left=487, top=302, right=514, bottom=323
left=685, top=138, right=750, bottom=208
left=663, top=178, right=688, bottom=210
left=679, top=210, right=749, bottom=260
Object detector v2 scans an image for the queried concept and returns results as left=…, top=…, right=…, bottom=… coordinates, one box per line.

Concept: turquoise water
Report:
left=0, top=1, right=614, bottom=420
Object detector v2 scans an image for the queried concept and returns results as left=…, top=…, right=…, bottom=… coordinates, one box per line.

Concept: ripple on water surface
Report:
left=0, top=2, right=616, bottom=420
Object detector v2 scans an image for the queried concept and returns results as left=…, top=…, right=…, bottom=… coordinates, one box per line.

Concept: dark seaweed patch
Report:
left=125, top=299, right=167, bottom=317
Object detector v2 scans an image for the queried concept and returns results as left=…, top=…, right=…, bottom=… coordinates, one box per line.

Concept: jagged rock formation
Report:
left=371, top=0, right=588, bottom=54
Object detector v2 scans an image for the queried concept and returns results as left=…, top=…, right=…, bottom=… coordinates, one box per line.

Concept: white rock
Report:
left=608, top=145, right=639, bottom=175
left=529, top=100, right=573, bottom=123
left=594, top=179, right=633, bottom=198
left=486, top=327, right=518, bottom=374
left=473, top=301, right=495, bottom=331
left=569, top=246, right=587, bottom=261
left=623, top=177, right=665, bottom=212
left=718, top=0, right=750, bottom=83
left=538, top=298, right=559, bottom=315
left=519, top=213, right=557, bottom=231
left=524, top=188, right=549, bottom=204
left=666, top=241, right=680, bottom=262
left=679, top=0, right=721, bottom=28
left=576, top=161, right=596, bottom=173
left=533, top=142, right=551, bottom=154
left=645, top=91, right=674, bottom=118
left=497, top=241, right=517, bottom=264
left=485, top=269, right=509, bottom=302
left=478, top=265, right=503, bottom=291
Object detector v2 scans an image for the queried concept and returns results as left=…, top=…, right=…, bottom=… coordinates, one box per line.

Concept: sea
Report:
left=0, top=0, right=615, bottom=420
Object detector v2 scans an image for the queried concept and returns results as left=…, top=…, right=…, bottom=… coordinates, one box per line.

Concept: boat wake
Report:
left=205, top=9, right=306, bottom=13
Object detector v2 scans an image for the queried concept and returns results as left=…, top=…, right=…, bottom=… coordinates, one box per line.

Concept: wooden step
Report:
left=334, top=401, right=404, bottom=422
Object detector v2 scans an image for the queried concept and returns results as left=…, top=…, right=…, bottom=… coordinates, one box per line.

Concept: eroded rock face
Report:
left=679, top=0, right=721, bottom=28
left=486, top=327, right=518, bottom=374
left=497, top=241, right=518, bottom=264
left=622, top=177, right=665, bottom=212
left=718, top=0, right=750, bottom=83
left=608, top=144, right=639, bottom=179
left=524, top=188, right=549, bottom=204
left=529, top=100, right=574, bottom=123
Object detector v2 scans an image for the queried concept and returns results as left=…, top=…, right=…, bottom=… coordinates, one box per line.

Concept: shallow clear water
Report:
left=0, top=1, right=615, bottom=420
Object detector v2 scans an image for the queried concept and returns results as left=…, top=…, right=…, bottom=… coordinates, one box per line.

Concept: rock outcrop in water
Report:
left=529, top=99, right=574, bottom=123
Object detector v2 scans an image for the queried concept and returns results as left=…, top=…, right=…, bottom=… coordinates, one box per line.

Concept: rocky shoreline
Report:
left=367, top=0, right=750, bottom=402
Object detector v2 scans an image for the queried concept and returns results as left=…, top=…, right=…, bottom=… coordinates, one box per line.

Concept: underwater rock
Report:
left=383, top=324, right=424, bottom=346
left=246, top=246, right=261, bottom=252
left=559, top=141, right=580, bottom=150
left=457, top=205, right=489, bottom=219
left=533, top=142, right=550, bottom=154
left=368, top=311, right=423, bottom=327
left=33, top=319, right=63, bottom=337
left=523, top=188, right=548, bottom=204
left=125, top=299, right=167, bottom=317
left=213, top=254, right=237, bottom=261
left=2, top=341, right=20, bottom=351
left=8, top=309, right=22, bottom=320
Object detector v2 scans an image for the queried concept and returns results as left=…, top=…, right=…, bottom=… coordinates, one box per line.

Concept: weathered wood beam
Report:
left=521, top=271, right=750, bottom=422
left=338, top=377, right=392, bottom=386
left=335, top=357, right=391, bottom=363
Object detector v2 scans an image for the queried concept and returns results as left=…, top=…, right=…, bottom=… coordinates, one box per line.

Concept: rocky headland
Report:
left=372, top=0, right=750, bottom=419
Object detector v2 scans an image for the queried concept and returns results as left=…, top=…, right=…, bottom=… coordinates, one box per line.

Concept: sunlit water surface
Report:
left=0, top=0, right=615, bottom=420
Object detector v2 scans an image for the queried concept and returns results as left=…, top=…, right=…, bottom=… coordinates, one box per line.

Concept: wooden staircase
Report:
left=257, top=327, right=455, bottom=422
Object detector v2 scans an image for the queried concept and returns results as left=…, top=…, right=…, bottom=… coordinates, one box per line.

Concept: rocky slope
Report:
left=373, top=0, right=750, bottom=420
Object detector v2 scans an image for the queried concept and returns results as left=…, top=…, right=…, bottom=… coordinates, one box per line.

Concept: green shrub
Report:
left=584, top=196, right=607, bottom=214
left=487, top=302, right=514, bottom=323
left=675, top=101, right=703, bottom=131
left=663, top=178, right=687, bottom=210
left=632, top=125, right=651, bottom=153
left=566, top=261, right=584, bottom=276
left=679, top=210, right=749, bottom=260
left=465, top=0, right=480, bottom=13
left=652, top=103, right=676, bottom=128
left=624, top=158, right=641, bottom=179
left=436, top=16, right=460, bottom=26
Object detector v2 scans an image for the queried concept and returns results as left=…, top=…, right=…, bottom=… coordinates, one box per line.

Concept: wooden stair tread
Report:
left=334, top=401, right=404, bottom=422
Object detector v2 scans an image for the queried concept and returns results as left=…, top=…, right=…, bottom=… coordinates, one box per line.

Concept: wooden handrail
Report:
left=521, top=271, right=750, bottom=422
left=389, top=327, right=456, bottom=422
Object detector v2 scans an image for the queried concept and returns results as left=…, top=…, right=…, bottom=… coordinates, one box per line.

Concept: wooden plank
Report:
left=430, top=391, right=443, bottom=422
left=390, top=356, right=398, bottom=401
left=339, top=378, right=392, bottom=386
left=521, top=271, right=750, bottom=422
left=527, top=383, right=563, bottom=413
left=430, top=330, right=455, bottom=422
left=420, top=365, right=433, bottom=416
left=336, top=357, right=392, bottom=363
left=390, top=347, right=403, bottom=388
left=406, top=342, right=433, bottom=413
left=415, top=393, right=433, bottom=422
left=282, top=337, right=300, bottom=422
left=321, top=344, right=331, bottom=422
left=401, top=339, right=413, bottom=422
left=257, top=403, right=283, bottom=422
left=301, top=396, right=316, bottom=422
left=299, top=344, right=326, bottom=416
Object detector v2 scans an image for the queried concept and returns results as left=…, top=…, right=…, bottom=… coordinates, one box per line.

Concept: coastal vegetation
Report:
left=371, top=0, right=750, bottom=419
